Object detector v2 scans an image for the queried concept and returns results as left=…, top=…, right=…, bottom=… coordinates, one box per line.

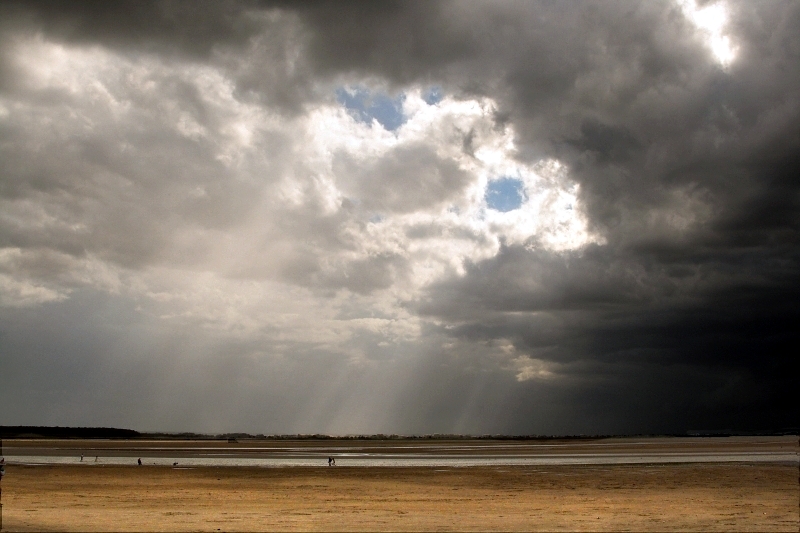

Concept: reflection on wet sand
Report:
left=4, top=435, right=797, bottom=467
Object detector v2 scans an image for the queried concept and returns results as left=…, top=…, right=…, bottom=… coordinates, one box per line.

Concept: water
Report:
left=4, top=437, right=797, bottom=467
left=4, top=451, right=797, bottom=467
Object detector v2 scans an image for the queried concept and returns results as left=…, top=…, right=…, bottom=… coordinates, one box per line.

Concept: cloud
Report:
left=0, top=0, right=798, bottom=434
left=333, top=143, right=472, bottom=214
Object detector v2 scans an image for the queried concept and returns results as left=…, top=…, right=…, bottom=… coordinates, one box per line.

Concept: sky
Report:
left=0, top=0, right=797, bottom=436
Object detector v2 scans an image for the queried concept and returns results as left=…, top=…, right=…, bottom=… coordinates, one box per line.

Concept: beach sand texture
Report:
left=1, top=462, right=798, bottom=532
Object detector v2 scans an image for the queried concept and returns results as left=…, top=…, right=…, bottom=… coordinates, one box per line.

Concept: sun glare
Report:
left=678, top=0, right=737, bottom=67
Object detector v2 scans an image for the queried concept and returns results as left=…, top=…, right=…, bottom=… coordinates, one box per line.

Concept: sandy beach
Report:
left=1, top=460, right=798, bottom=531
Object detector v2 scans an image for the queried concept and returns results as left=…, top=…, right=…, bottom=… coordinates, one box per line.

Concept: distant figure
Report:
left=80, top=454, right=84, bottom=462
left=328, top=457, right=332, bottom=466
left=137, top=458, right=142, bottom=466
left=173, top=462, right=178, bottom=466
left=331, top=457, right=336, bottom=466
left=95, top=456, right=98, bottom=462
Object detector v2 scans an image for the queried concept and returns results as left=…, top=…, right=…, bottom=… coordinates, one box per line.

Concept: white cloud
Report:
left=0, top=273, right=69, bottom=307
left=0, top=32, right=598, bottom=373
left=512, top=356, right=557, bottom=382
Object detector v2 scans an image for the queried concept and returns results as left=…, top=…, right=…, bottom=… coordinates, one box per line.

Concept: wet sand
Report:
left=5, top=435, right=798, bottom=463
left=2, top=462, right=798, bottom=531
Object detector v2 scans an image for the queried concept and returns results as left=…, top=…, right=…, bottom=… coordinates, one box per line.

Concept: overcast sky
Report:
left=1, top=0, right=797, bottom=435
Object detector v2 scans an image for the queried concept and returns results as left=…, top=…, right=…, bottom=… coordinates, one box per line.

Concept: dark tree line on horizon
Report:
left=1, top=426, right=797, bottom=440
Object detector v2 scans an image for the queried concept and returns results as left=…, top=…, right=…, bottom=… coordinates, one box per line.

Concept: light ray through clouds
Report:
left=1, top=0, right=797, bottom=435
left=0, top=31, right=595, bottom=432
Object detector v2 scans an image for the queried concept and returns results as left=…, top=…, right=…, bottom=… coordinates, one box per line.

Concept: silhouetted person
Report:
left=137, top=458, right=142, bottom=466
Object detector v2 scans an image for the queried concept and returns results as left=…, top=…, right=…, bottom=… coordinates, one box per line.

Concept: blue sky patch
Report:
left=486, top=177, right=526, bottom=212
left=336, top=87, right=406, bottom=131
left=423, top=86, right=443, bottom=105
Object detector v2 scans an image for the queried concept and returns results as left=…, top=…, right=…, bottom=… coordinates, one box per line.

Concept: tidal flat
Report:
left=1, top=436, right=798, bottom=531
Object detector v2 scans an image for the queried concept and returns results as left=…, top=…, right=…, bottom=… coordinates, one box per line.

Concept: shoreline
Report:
left=3, top=435, right=797, bottom=468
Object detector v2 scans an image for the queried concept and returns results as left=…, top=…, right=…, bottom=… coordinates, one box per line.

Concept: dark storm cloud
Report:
left=0, top=0, right=261, bottom=58
left=410, top=237, right=797, bottom=431
left=295, top=0, right=800, bottom=237
left=291, top=0, right=800, bottom=430
left=0, top=0, right=318, bottom=111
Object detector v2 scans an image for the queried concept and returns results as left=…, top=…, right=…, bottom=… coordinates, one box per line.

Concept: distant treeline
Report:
left=0, top=426, right=141, bottom=439
left=0, top=427, right=616, bottom=440
left=135, top=433, right=624, bottom=441
left=2, top=426, right=796, bottom=440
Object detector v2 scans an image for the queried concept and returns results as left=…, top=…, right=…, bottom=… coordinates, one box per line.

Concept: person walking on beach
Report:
left=80, top=454, right=83, bottom=462
left=137, top=458, right=142, bottom=466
